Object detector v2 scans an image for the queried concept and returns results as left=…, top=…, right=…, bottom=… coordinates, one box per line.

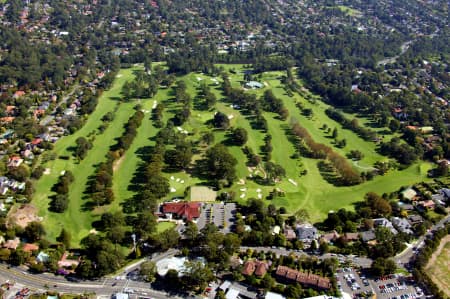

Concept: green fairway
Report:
left=33, top=64, right=433, bottom=244
left=33, top=68, right=138, bottom=245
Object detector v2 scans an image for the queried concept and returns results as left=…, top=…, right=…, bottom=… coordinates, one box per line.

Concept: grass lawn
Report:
left=147, top=65, right=432, bottom=221
left=335, top=5, right=361, bottom=16
left=427, top=239, right=450, bottom=297
left=111, top=97, right=157, bottom=207
left=33, top=64, right=434, bottom=245
left=156, top=221, right=176, bottom=233
left=33, top=68, right=138, bottom=246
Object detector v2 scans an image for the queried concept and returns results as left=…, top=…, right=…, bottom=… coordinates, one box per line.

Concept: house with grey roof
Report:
left=391, top=217, right=414, bottom=234
left=373, top=218, right=398, bottom=235
left=296, top=223, right=319, bottom=243
left=361, top=230, right=376, bottom=242
left=407, top=214, right=423, bottom=225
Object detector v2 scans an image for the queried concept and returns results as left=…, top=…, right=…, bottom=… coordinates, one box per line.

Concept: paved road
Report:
left=2, top=216, right=449, bottom=299
left=0, top=249, right=180, bottom=299
left=394, top=214, right=450, bottom=266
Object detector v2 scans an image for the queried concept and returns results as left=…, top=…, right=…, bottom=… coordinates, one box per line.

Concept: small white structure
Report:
left=265, top=292, right=286, bottom=299
left=226, top=288, right=240, bottom=299
left=114, top=293, right=129, bottom=299
left=156, top=256, right=187, bottom=276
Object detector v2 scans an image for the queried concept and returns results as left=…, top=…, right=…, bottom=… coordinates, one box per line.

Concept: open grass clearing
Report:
left=156, top=221, right=176, bottom=233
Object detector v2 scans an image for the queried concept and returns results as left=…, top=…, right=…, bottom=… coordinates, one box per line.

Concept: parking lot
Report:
left=373, top=275, right=425, bottom=299
left=196, top=203, right=236, bottom=234
left=336, top=267, right=374, bottom=298
left=336, top=269, right=426, bottom=299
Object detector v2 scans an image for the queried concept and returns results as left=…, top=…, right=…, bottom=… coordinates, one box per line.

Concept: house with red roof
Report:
left=161, top=202, right=201, bottom=221
left=23, top=243, right=39, bottom=253
left=8, top=156, right=23, bottom=168
left=0, top=117, right=15, bottom=124
left=241, top=260, right=269, bottom=277
left=13, top=91, right=25, bottom=98
left=275, top=265, right=331, bottom=290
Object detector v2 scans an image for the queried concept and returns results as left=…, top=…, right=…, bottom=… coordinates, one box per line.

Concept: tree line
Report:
left=325, top=108, right=377, bottom=142
left=291, top=122, right=361, bottom=186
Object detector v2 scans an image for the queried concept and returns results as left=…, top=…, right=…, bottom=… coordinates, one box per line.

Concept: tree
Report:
left=182, top=261, right=215, bottom=291
left=230, top=127, right=248, bottom=145
left=332, top=128, right=338, bottom=139
left=371, top=257, right=397, bottom=277
left=24, top=221, right=45, bottom=242
left=223, top=233, right=241, bottom=254
left=201, top=132, right=215, bottom=146
left=154, top=228, right=180, bottom=250
left=139, top=261, right=157, bottom=282
left=56, top=228, right=71, bottom=248
left=134, top=211, right=157, bottom=239
left=204, top=144, right=237, bottom=186
left=264, top=162, right=286, bottom=184
left=213, top=112, right=230, bottom=129
left=183, top=221, right=199, bottom=246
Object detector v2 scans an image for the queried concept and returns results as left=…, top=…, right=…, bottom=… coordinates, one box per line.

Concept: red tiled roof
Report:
left=23, top=243, right=39, bottom=252
left=276, top=265, right=331, bottom=290
left=6, top=105, right=16, bottom=114
left=254, top=261, right=268, bottom=277
left=0, top=117, right=15, bottom=123
left=31, top=138, right=42, bottom=145
left=14, top=91, right=25, bottom=98
left=241, top=260, right=256, bottom=276
left=162, top=202, right=201, bottom=221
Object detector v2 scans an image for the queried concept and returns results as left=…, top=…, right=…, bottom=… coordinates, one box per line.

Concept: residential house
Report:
left=373, top=218, right=398, bottom=235
left=284, top=227, right=297, bottom=240
left=36, top=251, right=50, bottom=263
left=296, top=223, right=319, bottom=243
left=23, top=243, right=39, bottom=253
left=242, top=260, right=256, bottom=276
left=242, top=260, right=269, bottom=277
left=58, top=252, right=81, bottom=268
left=254, top=261, right=269, bottom=277
left=391, top=217, right=414, bottom=234
left=361, top=230, right=376, bottom=242
left=3, top=237, right=20, bottom=250
left=275, top=265, right=331, bottom=290
left=161, top=202, right=201, bottom=221
left=401, top=187, right=418, bottom=201
left=320, top=231, right=339, bottom=243
left=407, top=214, right=424, bottom=226
left=7, top=156, right=23, bottom=168
left=344, top=232, right=359, bottom=242
left=398, top=202, right=414, bottom=211
left=13, top=91, right=25, bottom=98
left=418, top=200, right=435, bottom=210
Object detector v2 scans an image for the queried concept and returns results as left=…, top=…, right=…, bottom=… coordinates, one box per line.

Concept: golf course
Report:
left=32, top=64, right=432, bottom=245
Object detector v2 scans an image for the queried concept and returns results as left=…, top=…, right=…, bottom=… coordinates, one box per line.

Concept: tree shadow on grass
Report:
left=317, top=160, right=341, bottom=186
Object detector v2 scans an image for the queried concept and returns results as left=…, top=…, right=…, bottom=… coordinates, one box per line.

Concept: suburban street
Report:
left=39, top=84, right=80, bottom=126
left=1, top=214, right=449, bottom=299
left=0, top=249, right=181, bottom=299
left=394, top=214, right=450, bottom=266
